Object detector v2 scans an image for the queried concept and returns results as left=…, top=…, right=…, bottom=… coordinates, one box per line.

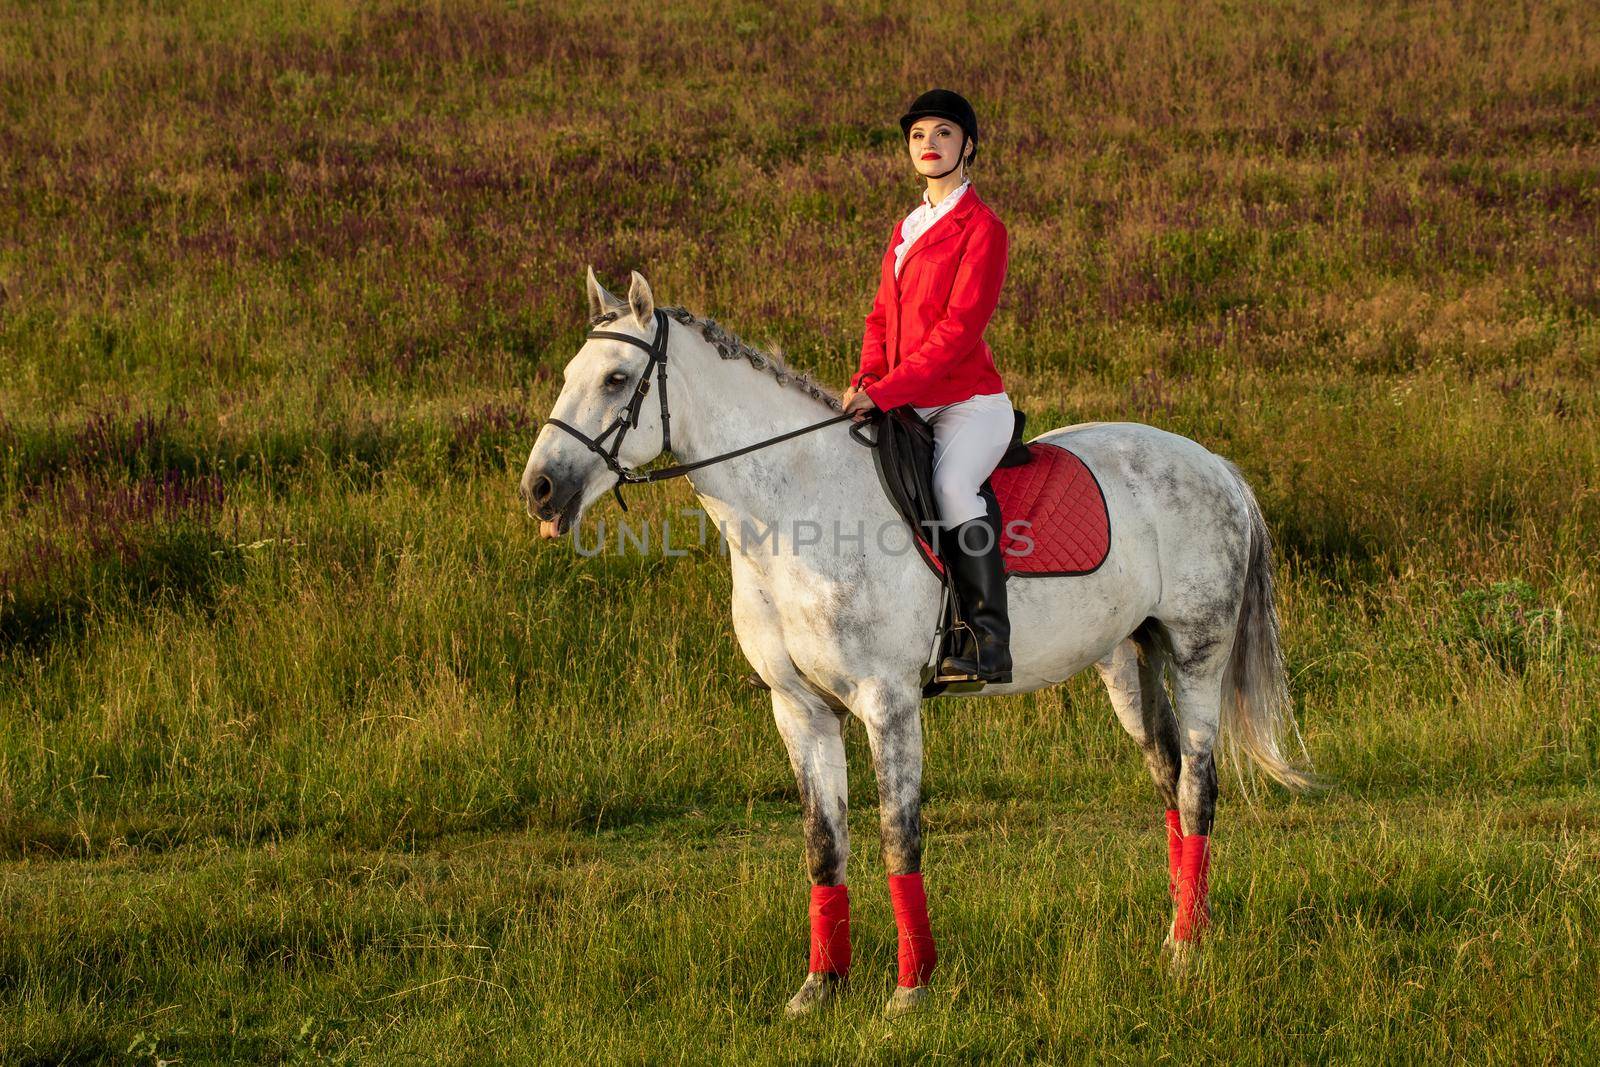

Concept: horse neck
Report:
left=666, top=329, right=887, bottom=537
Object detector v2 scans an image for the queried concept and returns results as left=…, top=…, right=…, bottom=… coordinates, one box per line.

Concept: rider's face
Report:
left=908, top=118, right=967, bottom=179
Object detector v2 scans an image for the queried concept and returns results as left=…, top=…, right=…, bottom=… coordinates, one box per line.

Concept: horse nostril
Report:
left=531, top=474, right=554, bottom=505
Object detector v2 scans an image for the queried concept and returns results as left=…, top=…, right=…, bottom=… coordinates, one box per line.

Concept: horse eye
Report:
left=606, top=371, right=629, bottom=386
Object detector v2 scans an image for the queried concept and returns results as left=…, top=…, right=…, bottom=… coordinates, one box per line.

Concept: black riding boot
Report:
left=935, top=487, right=1012, bottom=684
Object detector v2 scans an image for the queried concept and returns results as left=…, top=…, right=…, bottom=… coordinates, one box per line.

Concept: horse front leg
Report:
left=856, top=678, right=936, bottom=1017
left=771, top=685, right=852, bottom=1017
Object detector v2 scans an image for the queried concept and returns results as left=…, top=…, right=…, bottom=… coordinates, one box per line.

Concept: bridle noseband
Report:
left=542, top=307, right=859, bottom=512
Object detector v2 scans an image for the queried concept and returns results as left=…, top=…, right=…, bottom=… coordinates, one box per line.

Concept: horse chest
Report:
left=730, top=554, right=881, bottom=679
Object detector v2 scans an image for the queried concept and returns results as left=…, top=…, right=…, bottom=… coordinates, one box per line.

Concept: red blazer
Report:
left=852, top=185, right=1008, bottom=411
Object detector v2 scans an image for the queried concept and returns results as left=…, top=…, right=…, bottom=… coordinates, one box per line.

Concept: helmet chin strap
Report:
left=924, top=132, right=970, bottom=180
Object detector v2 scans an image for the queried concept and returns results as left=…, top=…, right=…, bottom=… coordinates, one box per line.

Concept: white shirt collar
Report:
left=920, top=178, right=970, bottom=215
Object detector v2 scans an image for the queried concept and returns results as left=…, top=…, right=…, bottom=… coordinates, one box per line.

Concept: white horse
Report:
left=521, top=268, right=1313, bottom=1016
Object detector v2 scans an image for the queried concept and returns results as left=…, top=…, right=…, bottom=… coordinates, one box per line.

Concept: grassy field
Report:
left=2, top=0, right=1598, bottom=1061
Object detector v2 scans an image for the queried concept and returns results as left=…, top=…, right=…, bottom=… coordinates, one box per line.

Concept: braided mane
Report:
left=590, top=305, right=845, bottom=412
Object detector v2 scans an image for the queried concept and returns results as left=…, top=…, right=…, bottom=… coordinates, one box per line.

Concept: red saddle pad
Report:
left=914, top=442, right=1110, bottom=578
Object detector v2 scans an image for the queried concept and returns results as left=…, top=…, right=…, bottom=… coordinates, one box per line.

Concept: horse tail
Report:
left=1218, top=459, right=1320, bottom=794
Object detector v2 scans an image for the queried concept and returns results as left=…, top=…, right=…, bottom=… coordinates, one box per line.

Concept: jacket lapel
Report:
left=897, top=187, right=982, bottom=280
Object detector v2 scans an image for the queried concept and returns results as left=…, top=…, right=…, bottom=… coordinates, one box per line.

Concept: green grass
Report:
left=1, top=0, right=1598, bottom=1061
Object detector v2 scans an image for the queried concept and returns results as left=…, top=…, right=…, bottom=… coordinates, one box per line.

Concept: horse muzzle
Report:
left=520, top=463, right=582, bottom=538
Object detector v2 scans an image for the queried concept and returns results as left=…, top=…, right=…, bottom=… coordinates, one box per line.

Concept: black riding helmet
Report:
left=899, top=88, right=979, bottom=177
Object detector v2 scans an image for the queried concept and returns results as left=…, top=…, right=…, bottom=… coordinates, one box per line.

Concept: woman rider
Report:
left=841, top=88, right=1015, bottom=685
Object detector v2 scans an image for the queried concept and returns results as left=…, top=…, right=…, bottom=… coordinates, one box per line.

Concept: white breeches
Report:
left=912, top=390, right=1015, bottom=526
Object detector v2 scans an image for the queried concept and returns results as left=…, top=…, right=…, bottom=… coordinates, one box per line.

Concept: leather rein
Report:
left=542, top=307, right=860, bottom=512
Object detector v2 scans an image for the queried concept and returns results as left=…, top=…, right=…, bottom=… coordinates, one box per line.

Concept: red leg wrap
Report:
left=808, top=883, right=851, bottom=975
left=888, top=872, right=937, bottom=987
left=1165, top=809, right=1183, bottom=902
left=1173, top=834, right=1211, bottom=942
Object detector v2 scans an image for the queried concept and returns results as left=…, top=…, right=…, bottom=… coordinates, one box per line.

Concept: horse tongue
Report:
left=539, top=518, right=560, bottom=539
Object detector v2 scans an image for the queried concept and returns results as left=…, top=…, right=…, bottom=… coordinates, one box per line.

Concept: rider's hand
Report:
left=843, top=387, right=877, bottom=420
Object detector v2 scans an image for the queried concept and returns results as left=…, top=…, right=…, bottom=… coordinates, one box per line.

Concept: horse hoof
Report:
left=883, top=984, right=931, bottom=1018
left=784, top=972, right=842, bottom=1017
left=1162, top=921, right=1208, bottom=974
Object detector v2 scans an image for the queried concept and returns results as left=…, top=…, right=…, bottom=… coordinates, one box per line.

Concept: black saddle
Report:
left=849, top=403, right=1033, bottom=697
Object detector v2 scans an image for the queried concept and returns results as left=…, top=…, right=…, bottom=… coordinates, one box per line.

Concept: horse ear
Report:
left=628, top=270, right=655, bottom=331
left=587, top=264, right=623, bottom=319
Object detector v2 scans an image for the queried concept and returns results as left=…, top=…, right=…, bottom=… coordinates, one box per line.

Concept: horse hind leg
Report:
left=1094, top=627, right=1184, bottom=908
left=1159, top=618, right=1231, bottom=955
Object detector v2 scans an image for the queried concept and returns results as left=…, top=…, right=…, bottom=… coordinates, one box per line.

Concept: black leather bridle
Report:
left=542, top=307, right=860, bottom=511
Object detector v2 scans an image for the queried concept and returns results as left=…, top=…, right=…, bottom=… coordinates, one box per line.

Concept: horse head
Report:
left=520, top=266, right=673, bottom=539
